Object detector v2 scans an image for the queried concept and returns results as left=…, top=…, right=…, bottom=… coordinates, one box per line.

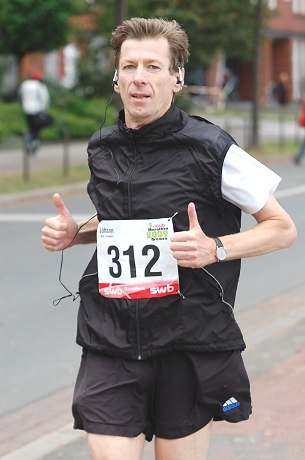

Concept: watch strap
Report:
left=214, top=237, right=224, bottom=249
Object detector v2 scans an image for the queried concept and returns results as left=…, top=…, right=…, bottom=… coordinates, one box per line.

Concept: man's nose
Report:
left=133, top=66, right=146, bottom=83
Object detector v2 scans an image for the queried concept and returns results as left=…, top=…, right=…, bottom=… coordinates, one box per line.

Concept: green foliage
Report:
left=0, top=90, right=117, bottom=143
left=96, top=0, right=268, bottom=69
left=43, top=93, right=117, bottom=140
left=76, top=40, right=115, bottom=97
left=175, top=93, right=193, bottom=112
left=0, top=0, right=79, bottom=60
left=0, top=102, right=25, bottom=139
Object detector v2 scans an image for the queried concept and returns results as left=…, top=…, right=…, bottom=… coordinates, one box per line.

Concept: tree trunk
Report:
left=115, top=0, right=127, bottom=25
left=251, top=0, right=263, bottom=148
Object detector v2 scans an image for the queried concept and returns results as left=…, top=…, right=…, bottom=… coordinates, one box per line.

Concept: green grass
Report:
left=249, top=140, right=299, bottom=158
left=0, top=164, right=89, bottom=194
left=0, top=140, right=297, bottom=196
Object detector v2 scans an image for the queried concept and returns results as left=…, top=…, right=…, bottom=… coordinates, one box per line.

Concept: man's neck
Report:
left=124, top=104, right=172, bottom=130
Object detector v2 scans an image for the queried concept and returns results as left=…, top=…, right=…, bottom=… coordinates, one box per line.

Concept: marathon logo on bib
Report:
left=97, top=218, right=180, bottom=299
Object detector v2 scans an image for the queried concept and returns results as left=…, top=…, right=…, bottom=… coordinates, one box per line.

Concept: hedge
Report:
left=0, top=85, right=192, bottom=143
left=0, top=95, right=116, bottom=143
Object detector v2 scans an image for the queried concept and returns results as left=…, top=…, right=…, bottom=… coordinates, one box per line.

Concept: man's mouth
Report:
left=130, top=93, right=151, bottom=99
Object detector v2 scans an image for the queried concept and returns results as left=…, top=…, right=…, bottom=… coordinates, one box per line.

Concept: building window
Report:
left=292, top=39, right=305, bottom=99
left=268, top=0, right=277, bottom=9
left=292, top=0, right=305, bottom=15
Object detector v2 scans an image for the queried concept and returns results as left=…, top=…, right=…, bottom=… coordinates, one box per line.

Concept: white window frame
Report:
left=268, top=0, right=277, bottom=10
left=292, top=0, right=305, bottom=15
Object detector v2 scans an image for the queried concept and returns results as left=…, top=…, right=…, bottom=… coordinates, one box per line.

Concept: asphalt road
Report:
left=0, top=158, right=304, bottom=459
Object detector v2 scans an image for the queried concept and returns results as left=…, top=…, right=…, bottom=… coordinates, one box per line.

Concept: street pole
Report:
left=251, top=0, right=263, bottom=148
left=22, top=140, right=30, bottom=181
left=115, top=0, right=127, bottom=25
left=62, top=127, right=70, bottom=177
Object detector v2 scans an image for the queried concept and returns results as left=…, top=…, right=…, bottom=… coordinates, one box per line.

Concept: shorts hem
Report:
left=214, top=406, right=252, bottom=423
left=74, top=420, right=152, bottom=441
left=155, top=414, right=213, bottom=440
left=155, top=408, right=252, bottom=440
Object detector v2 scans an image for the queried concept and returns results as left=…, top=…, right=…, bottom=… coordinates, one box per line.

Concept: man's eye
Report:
left=122, top=65, right=135, bottom=70
left=148, top=65, right=160, bottom=70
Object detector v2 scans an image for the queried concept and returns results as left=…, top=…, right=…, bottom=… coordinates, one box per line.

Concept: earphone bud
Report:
left=176, top=67, right=184, bottom=86
left=112, top=69, right=118, bottom=86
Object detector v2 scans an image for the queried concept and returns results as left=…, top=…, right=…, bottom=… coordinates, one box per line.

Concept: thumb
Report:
left=52, top=193, right=69, bottom=218
left=188, top=202, right=200, bottom=230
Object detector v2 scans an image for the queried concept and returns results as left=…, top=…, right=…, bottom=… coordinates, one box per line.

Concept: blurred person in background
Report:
left=273, top=72, right=289, bottom=107
left=19, top=71, right=53, bottom=154
left=273, top=72, right=289, bottom=149
left=293, top=95, right=305, bottom=165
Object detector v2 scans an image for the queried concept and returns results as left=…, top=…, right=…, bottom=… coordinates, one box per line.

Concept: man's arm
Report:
left=217, top=195, right=296, bottom=260
left=41, top=193, right=98, bottom=252
left=170, top=197, right=297, bottom=268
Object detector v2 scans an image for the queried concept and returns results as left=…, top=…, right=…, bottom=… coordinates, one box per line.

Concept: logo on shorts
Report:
left=223, top=397, right=240, bottom=413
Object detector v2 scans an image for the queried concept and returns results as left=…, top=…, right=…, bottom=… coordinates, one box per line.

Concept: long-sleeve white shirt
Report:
left=19, top=79, right=50, bottom=115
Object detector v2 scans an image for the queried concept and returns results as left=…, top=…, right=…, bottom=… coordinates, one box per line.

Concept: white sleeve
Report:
left=221, top=144, right=282, bottom=214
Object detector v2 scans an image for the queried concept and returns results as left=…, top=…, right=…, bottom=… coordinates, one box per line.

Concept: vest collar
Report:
left=118, top=104, right=186, bottom=139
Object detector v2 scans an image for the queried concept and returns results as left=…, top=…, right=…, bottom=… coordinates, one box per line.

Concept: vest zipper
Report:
left=127, top=133, right=138, bottom=218
left=127, top=134, right=142, bottom=360
left=135, top=300, right=142, bottom=360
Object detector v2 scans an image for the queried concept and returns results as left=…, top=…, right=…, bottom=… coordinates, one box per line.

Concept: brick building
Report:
left=0, top=14, right=96, bottom=97
left=228, top=0, right=305, bottom=105
left=20, top=14, right=96, bottom=87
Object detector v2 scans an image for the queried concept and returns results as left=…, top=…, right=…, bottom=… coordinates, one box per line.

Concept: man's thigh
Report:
left=154, top=420, right=213, bottom=460
left=72, top=351, right=155, bottom=440
left=88, top=433, right=145, bottom=460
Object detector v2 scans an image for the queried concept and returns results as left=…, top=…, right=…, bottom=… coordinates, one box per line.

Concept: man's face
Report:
left=115, top=37, right=181, bottom=128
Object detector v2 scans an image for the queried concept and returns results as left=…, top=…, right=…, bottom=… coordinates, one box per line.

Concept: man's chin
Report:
left=129, top=108, right=153, bottom=122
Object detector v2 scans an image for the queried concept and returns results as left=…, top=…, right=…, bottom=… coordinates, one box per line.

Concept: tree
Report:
left=94, top=0, right=260, bottom=70
left=251, top=0, right=264, bottom=148
left=0, top=0, right=79, bottom=77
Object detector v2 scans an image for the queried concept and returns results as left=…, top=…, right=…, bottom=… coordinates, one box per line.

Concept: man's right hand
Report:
left=41, top=193, right=78, bottom=251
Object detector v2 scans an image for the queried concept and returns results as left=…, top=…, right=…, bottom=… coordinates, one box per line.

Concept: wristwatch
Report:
left=214, top=237, right=227, bottom=262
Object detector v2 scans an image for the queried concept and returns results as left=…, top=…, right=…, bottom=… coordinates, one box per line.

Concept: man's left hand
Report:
left=170, top=202, right=216, bottom=268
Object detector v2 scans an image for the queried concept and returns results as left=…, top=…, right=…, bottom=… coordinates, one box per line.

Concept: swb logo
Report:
left=150, top=284, right=175, bottom=295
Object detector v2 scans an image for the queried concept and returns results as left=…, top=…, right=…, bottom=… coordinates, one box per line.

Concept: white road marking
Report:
left=0, top=184, right=304, bottom=223
left=275, top=183, right=305, bottom=199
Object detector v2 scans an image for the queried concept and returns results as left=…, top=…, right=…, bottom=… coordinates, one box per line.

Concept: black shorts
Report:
left=72, top=349, right=252, bottom=442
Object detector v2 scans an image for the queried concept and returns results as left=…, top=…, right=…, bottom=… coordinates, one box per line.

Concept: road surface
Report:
left=0, top=159, right=304, bottom=459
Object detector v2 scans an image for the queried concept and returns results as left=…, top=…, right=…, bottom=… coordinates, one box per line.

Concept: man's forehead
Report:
left=120, top=37, right=171, bottom=62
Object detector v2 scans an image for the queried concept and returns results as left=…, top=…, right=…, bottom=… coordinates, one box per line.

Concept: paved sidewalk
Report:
left=0, top=141, right=88, bottom=177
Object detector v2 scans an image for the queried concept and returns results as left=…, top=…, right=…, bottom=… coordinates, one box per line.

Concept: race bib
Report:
left=97, top=218, right=180, bottom=299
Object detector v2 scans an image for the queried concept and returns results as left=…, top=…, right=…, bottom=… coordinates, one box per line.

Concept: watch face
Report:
left=217, top=246, right=227, bottom=261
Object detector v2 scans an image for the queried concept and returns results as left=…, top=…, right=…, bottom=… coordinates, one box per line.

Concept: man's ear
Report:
left=113, top=82, right=120, bottom=94
left=112, top=70, right=120, bottom=93
left=173, top=67, right=185, bottom=93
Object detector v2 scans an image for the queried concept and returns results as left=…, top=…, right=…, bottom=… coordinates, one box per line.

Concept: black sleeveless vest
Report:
left=76, top=105, right=245, bottom=359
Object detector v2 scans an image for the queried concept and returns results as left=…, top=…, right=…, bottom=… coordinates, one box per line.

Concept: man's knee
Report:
left=155, top=420, right=213, bottom=460
left=87, top=432, right=145, bottom=460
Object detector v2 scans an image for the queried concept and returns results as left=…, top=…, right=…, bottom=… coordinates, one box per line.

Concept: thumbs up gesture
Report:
left=170, top=202, right=216, bottom=268
left=41, top=193, right=78, bottom=251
